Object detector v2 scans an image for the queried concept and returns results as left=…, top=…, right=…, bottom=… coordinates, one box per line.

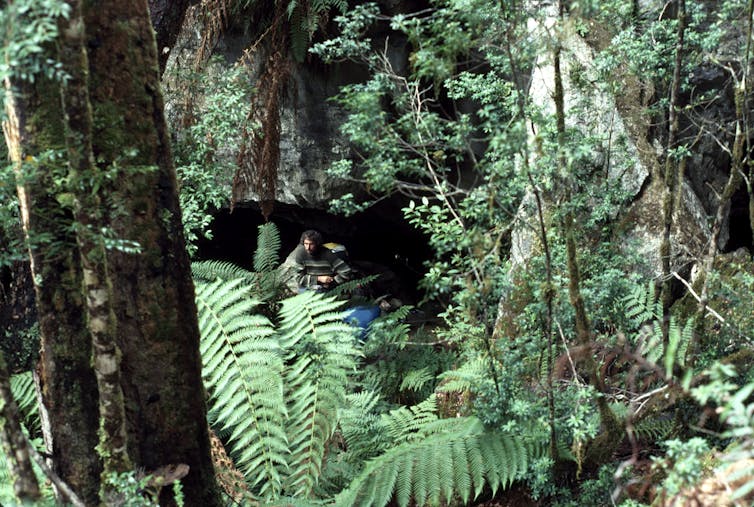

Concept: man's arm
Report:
left=290, top=247, right=318, bottom=289
left=331, top=255, right=353, bottom=285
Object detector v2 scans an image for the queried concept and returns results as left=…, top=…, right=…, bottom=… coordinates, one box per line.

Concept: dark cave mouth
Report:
left=195, top=200, right=433, bottom=304
left=724, top=187, right=753, bottom=253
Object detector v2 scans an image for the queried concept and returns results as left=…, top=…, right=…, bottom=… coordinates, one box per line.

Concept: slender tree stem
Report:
left=58, top=1, right=132, bottom=488
left=660, top=0, right=687, bottom=344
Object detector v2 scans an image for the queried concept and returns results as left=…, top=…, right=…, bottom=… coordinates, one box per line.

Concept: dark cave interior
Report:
left=195, top=200, right=434, bottom=304
left=724, top=186, right=753, bottom=253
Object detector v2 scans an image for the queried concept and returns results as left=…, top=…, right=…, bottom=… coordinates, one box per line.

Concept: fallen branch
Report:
left=671, top=272, right=725, bottom=323
left=25, top=435, right=85, bottom=507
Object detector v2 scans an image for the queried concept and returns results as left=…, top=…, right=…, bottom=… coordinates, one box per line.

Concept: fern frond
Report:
left=310, top=0, right=348, bottom=15
left=361, top=306, right=411, bottom=355
left=194, top=276, right=288, bottom=497
left=634, top=415, right=675, bottom=442
left=289, top=3, right=309, bottom=63
left=10, top=372, right=40, bottom=435
left=666, top=316, right=692, bottom=376
left=330, top=274, right=380, bottom=299
left=399, top=367, right=435, bottom=393
left=622, top=282, right=661, bottom=329
left=451, top=436, right=471, bottom=504
left=338, top=391, right=389, bottom=463
left=253, top=222, right=281, bottom=274
left=642, top=321, right=664, bottom=365
left=278, top=291, right=360, bottom=497
left=335, top=417, right=542, bottom=507
left=632, top=313, right=691, bottom=379
left=286, top=0, right=300, bottom=18
left=192, top=259, right=254, bottom=282
left=277, top=292, right=351, bottom=348
left=381, top=395, right=438, bottom=444
left=437, top=358, right=488, bottom=393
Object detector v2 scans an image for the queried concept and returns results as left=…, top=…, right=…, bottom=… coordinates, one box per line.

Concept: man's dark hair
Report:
left=300, top=229, right=323, bottom=246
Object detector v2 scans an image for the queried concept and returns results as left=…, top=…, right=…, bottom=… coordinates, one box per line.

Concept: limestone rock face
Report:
left=275, top=66, right=355, bottom=207
left=163, top=5, right=395, bottom=210
left=511, top=6, right=656, bottom=270
left=511, top=2, right=750, bottom=278
left=526, top=11, right=650, bottom=200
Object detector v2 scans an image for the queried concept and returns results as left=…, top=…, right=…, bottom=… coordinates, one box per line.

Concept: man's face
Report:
left=303, top=239, right=318, bottom=256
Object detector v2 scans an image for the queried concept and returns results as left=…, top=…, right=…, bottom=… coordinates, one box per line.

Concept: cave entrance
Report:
left=723, top=185, right=753, bottom=253
left=195, top=200, right=433, bottom=304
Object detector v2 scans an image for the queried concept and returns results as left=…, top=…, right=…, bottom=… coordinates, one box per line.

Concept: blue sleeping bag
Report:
left=344, top=305, right=381, bottom=340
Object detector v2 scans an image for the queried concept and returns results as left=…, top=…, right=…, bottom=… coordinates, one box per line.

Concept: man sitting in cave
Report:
left=285, top=229, right=353, bottom=293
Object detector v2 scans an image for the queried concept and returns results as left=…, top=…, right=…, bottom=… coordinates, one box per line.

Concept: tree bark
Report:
left=58, top=1, right=133, bottom=491
left=4, top=1, right=220, bottom=503
left=660, top=0, right=687, bottom=343
left=81, top=1, right=220, bottom=503
left=3, top=68, right=102, bottom=505
left=553, top=0, right=622, bottom=471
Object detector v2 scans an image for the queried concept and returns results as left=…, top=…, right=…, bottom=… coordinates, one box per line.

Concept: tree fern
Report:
left=399, top=367, right=436, bottom=394
left=193, top=222, right=285, bottom=302
left=436, top=357, right=489, bottom=393
left=194, top=226, right=362, bottom=500
left=252, top=222, right=286, bottom=301
left=360, top=310, right=454, bottom=404
left=331, top=274, right=380, bottom=301
left=278, top=292, right=360, bottom=498
left=287, top=0, right=348, bottom=62
left=194, top=276, right=288, bottom=497
left=337, top=391, right=390, bottom=464
left=253, top=222, right=281, bottom=273
left=335, top=417, right=542, bottom=507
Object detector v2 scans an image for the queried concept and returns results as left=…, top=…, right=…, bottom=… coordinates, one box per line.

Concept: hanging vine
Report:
left=191, top=0, right=346, bottom=219
left=234, top=3, right=289, bottom=219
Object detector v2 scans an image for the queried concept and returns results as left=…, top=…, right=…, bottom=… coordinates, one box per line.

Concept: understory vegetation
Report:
left=2, top=0, right=754, bottom=506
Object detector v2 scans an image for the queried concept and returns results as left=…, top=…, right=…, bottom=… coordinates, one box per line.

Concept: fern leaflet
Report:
left=192, top=259, right=254, bottom=282
left=622, top=282, right=661, bottom=329
left=381, top=395, right=438, bottom=444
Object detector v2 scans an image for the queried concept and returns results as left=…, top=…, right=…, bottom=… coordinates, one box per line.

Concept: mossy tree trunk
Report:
left=659, top=0, right=687, bottom=343
left=80, top=1, right=220, bottom=504
left=58, top=1, right=133, bottom=495
left=3, top=69, right=103, bottom=505
left=4, top=1, right=221, bottom=504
